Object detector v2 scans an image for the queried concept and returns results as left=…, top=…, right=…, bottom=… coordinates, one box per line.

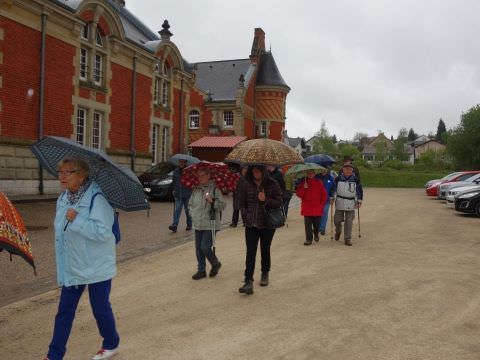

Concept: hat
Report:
left=342, top=164, right=354, bottom=169
left=343, top=155, right=353, bottom=162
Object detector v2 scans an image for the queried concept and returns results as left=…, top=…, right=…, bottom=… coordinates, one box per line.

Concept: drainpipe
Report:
left=130, top=54, right=137, bottom=171
left=179, top=77, right=184, bottom=153
left=37, top=13, right=47, bottom=195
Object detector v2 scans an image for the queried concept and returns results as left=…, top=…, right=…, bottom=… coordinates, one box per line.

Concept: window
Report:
left=76, top=108, right=86, bottom=145
left=92, top=112, right=102, bottom=149
left=152, top=124, right=159, bottom=163
left=223, top=111, right=234, bottom=127
left=161, top=81, right=168, bottom=107
left=260, top=121, right=267, bottom=136
left=95, top=29, right=103, bottom=47
left=153, top=79, right=160, bottom=104
left=93, top=54, right=103, bottom=85
left=161, top=127, right=168, bottom=162
left=81, top=23, right=89, bottom=40
left=189, top=110, right=200, bottom=129
left=80, top=48, right=88, bottom=80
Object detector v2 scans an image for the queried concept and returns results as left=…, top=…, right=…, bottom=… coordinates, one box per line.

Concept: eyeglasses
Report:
left=57, top=170, right=77, bottom=176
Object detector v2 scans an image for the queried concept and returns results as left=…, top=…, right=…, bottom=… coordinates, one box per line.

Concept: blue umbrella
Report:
left=31, top=136, right=149, bottom=212
left=304, top=154, right=336, bottom=167
left=168, top=153, right=200, bottom=166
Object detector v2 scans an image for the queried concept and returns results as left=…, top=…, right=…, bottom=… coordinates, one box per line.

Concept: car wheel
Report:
left=475, top=202, right=480, bottom=218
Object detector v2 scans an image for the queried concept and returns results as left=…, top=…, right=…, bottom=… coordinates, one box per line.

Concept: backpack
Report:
left=90, top=193, right=121, bottom=244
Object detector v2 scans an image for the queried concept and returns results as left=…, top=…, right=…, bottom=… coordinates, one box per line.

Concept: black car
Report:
left=138, top=162, right=176, bottom=201
left=454, top=190, right=480, bottom=217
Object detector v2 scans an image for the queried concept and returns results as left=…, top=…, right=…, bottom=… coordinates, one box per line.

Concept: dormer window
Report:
left=153, top=60, right=171, bottom=109
left=79, top=22, right=106, bottom=88
left=223, top=111, right=234, bottom=128
left=81, top=23, right=89, bottom=40
left=95, top=29, right=103, bottom=47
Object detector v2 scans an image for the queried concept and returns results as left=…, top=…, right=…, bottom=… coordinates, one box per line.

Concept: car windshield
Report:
left=145, top=162, right=174, bottom=175
left=442, top=172, right=462, bottom=180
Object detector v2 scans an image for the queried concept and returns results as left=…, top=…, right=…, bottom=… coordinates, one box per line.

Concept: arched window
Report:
left=79, top=22, right=106, bottom=87
left=153, top=60, right=171, bottom=108
left=189, top=110, right=200, bottom=129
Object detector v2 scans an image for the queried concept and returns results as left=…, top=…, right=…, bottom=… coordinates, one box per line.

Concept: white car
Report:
left=438, top=173, right=480, bottom=199
left=446, top=185, right=480, bottom=207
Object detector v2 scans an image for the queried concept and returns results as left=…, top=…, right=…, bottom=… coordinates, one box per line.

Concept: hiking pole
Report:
left=330, top=202, right=334, bottom=240
left=357, top=206, right=361, bottom=238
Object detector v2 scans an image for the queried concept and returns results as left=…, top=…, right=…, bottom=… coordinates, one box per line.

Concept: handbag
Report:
left=264, top=206, right=286, bottom=228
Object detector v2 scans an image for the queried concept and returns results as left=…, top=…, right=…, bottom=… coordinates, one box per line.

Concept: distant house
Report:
left=408, top=139, right=446, bottom=164
left=362, top=133, right=395, bottom=162
left=305, top=136, right=318, bottom=154
left=284, top=136, right=307, bottom=156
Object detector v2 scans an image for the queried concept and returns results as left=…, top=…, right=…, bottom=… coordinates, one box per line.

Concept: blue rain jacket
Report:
left=54, top=182, right=116, bottom=287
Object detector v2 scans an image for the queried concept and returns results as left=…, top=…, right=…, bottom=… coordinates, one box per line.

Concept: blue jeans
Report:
left=47, top=280, right=119, bottom=360
left=319, top=201, right=330, bottom=231
left=195, top=230, right=218, bottom=272
left=172, top=196, right=192, bottom=227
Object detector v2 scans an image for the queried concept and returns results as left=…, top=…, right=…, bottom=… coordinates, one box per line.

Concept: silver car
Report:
left=438, top=173, right=480, bottom=199
left=446, top=184, right=480, bottom=207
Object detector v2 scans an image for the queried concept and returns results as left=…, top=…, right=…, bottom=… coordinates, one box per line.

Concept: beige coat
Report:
left=188, top=181, right=225, bottom=231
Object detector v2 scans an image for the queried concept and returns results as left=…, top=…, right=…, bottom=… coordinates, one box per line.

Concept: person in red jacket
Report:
left=296, top=169, right=328, bottom=245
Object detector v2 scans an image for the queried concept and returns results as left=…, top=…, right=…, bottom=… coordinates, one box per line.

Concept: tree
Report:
left=446, top=105, right=480, bottom=169
left=407, top=128, right=417, bottom=141
left=312, top=121, right=336, bottom=155
left=353, top=132, right=368, bottom=143
left=397, top=128, right=408, bottom=141
left=332, top=134, right=337, bottom=144
left=375, top=139, right=388, bottom=162
left=436, top=119, right=447, bottom=143
left=339, top=144, right=361, bottom=161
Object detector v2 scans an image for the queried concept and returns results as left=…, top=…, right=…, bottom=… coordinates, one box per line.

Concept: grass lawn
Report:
left=358, top=168, right=451, bottom=188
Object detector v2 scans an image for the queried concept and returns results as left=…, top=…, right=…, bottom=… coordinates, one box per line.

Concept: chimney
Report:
left=250, top=28, right=265, bottom=63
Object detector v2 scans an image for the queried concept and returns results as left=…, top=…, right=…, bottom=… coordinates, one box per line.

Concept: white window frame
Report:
left=95, top=29, right=103, bottom=47
left=189, top=110, right=200, bottom=129
left=260, top=121, right=267, bottom=136
left=161, top=127, right=168, bottom=162
left=76, top=108, right=87, bottom=145
left=80, top=48, right=88, bottom=80
left=92, top=111, right=102, bottom=149
left=223, top=111, right=234, bottom=128
left=153, top=79, right=160, bottom=105
left=93, top=54, right=103, bottom=86
left=161, top=80, right=168, bottom=107
left=81, top=23, right=89, bottom=40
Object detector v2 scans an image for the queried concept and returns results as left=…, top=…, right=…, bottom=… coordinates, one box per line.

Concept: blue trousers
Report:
left=319, top=201, right=330, bottom=231
left=195, top=230, right=219, bottom=272
left=47, top=279, right=120, bottom=360
left=172, top=196, right=192, bottom=227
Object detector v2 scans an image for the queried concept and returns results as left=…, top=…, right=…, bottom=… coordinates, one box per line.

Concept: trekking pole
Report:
left=330, top=202, right=334, bottom=240
left=357, top=206, right=361, bottom=238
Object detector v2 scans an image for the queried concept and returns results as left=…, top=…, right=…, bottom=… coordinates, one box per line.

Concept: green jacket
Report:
left=188, top=181, right=225, bottom=230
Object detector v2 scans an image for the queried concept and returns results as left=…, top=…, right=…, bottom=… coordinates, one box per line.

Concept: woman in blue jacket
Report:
left=44, top=157, right=119, bottom=360
left=315, top=168, right=336, bottom=235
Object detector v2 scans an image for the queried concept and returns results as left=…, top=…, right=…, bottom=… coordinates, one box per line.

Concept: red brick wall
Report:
left=134, top=73, right=152, bottom=153
left=244, top=118, right=254, bottom=138
left=110, top=63, right=133, bottom=149
left=269, top=121, right=284, bottom=141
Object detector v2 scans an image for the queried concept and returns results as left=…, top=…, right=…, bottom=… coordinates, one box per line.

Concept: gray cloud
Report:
left=127, top=0, right=480, bottom=139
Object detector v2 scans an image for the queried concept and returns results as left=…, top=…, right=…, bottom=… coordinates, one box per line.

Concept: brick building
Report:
left=0, top=0, right=290, bottom=195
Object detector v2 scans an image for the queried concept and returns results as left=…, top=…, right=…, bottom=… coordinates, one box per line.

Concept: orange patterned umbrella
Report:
left=225, top=138, right=304, bottom=166
left=0, top=192, right=35, bottom=274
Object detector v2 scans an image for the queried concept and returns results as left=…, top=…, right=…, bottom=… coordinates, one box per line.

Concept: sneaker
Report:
left=345, top=240, right=352, bottom=246
left=304, top=240, right=312, bottom=246
left=314, top=234, right=319, bottom=242
left=92, top=348, right=118, bottom=360
left=238, top=280, right=254, bottom=295
left=168, top=225, right=177, bottom=233
left=260, top=272, right=269, bottom=287
left=192, top=271, right=207, bottom=280
left=209, top=261, right=222, bottom=277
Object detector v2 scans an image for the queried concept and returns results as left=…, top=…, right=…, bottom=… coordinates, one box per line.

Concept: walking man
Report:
left=333, top=164, right=363, bottom=246
left=169, top=159, right=192, bottom=232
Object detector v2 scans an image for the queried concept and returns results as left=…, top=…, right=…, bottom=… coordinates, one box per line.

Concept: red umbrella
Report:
left=0, top=192, right=36, bottom=274
left=181, top=161, right=240, bottom=192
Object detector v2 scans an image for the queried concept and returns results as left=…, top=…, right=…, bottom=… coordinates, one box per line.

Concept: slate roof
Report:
left=287, top=137, right=305, bottom=148
left=194, top=59, right=255, bottom=101
left=188, top=136, right=247, bottom=148
left=256, top=51, right=289, bottom=89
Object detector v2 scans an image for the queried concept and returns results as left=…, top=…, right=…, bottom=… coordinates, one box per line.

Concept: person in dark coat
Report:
left=238, top=165, right=283, bottom=295
left=267, top=165, right=293, bottom=218
left=296, top=169, right=328, bottom=245
left=315, top=167, right=336, bottom=235
left=230, top=166, right=247, bottom=227
left=169, top=159, right=192, bottom=233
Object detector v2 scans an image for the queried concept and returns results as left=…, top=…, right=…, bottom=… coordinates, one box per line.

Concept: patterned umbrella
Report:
left=0, top=192, right=35, bottom=274
left=168, top=153, right=200, bottom=166
left=31, top=136, right=149, bottom=212
left=181, top=161, right=240, bottom=192
left=225, top=138, right=304, bottom=166
left=285, top=163, right=327, bottom=191
left=304, top=154, right=336, bottom=167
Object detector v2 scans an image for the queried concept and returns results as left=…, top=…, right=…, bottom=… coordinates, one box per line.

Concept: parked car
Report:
left=426, top=171, right=480, bottom=197
left=437, top=172, right=480, bottom=199
left=455, top=190, right=480, bottom=217
left=424, top=172, right=462, bottom=188
left=446, top=185, right=480, bottom=207
left=138, top=162, right=176, bottom=201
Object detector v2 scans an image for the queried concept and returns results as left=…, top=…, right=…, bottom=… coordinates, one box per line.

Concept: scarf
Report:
left=66, top=180, right=91, bottom=205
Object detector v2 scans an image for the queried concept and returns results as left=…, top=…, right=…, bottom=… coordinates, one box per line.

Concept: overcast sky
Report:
left=127, top=0, right=480, bottom=141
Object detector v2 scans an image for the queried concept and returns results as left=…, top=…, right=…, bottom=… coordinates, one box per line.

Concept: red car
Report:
left=426, top=171, right=480, bottom=196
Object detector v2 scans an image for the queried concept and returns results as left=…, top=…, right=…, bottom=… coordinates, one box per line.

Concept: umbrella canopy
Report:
left=168, top=153, right=200, bottom=166
left=181, top=161, right=240, bottom=192
left=304, top=154, right=336, bottom=167
left=31, top=136, right=149, bottom=212
left=285, top=163, right=327, bottom=191
left=225, top=138, right=304, bottom=166
left=0, top=192, right=35, bottom=273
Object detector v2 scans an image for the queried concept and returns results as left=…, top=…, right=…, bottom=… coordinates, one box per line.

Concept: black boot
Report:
left=209, top=261, right=222, bottom=277
left=238, top=280, right=254, bottom=295
left=260, top=272, right=269, bottom=287
left=192, top=271, right=207, bottom=280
